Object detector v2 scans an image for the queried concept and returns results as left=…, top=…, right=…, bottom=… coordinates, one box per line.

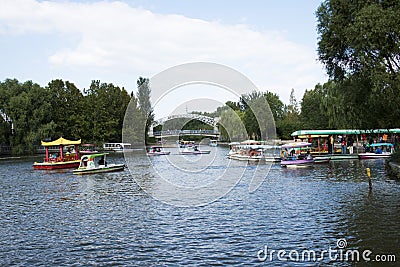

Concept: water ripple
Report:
left=0, top=153, right=399, bottom=266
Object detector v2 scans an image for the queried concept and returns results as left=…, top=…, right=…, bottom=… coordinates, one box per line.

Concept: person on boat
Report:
left=50, top=153, right=57, bottom=161
left=290, top=149, right=295, bottom=158
left=306, top=150, right=313, bottom=160
left=375, top=147, right=382, bottom=154
left=347, top=135, right=354, bottom=154
left=280, top=148, right=288, bottom=160
left=328, top=135, right=333, bottom=154
left=98, top=156, right=107, bottom=166
left=382, top=134, right=388, bottom=143
left=341, top=136, right=347, bottom=154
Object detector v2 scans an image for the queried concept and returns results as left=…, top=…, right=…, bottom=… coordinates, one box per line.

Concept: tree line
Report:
left=1, top=0, right=398, bottom=152
left=218, top=0, right=400, bottom=141
left=0, top=78, right=150, bottom=155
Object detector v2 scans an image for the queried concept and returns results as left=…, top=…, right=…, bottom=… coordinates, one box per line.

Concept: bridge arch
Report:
left=150, top=114, right=220, bottom=138
left=152, top=114, right=219, bottom=127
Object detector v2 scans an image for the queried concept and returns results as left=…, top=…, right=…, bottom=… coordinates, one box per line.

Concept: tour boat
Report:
left=147, top=146, right=171, bottom=155
left=73, top=153, right=125, bottom=175
left=103, top=142, right=133, bottom=152
left=227, top=141, right=281, bottom=162
left=280, top=142, right=315, bottom=167
left=358, top=143, right=394, bottom=159
left=33, top=137, right=81, bottom=170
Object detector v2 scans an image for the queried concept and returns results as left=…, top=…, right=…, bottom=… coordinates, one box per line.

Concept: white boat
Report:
left=280, top=142, right=315, bottom=167
left=180, top=145, right=211, bottom=155
left=147, top=146, right=171, bottom=155
left=209, top=140, right=218, bottom=147
left=358, top=143, right=394, bottom=159
left=103, top=142, right=133, bottom=153
left=73, top=153, right=125, bottom=175
left=227, top=141, right=281, bottom=162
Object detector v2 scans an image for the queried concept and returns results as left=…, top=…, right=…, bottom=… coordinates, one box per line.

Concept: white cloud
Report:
left=0, top=0, right=327, bottom=104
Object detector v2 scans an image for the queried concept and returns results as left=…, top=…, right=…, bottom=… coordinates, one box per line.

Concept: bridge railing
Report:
left=153, top=130, right=219, bottom=136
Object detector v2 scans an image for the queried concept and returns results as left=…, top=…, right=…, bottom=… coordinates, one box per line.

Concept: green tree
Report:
left=300, top=84, right=330, bottom=129
left=4, top=80, right=55, bottom=154
left=276, top=89, right=300, bottom=139
left=264, top=91, right=285, bottom=122
left=316, top=0, right=400, bottom=128
left=84, top=80, right=131, bottom=143
left=218, top=108, right=247, bottom=142
left=47, top=79, right=85, bottom=140
left=136, top=77, right=154, bottom=145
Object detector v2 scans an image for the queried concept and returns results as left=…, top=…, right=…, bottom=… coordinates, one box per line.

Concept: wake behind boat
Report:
left=73, top=153, right=125, bottom=175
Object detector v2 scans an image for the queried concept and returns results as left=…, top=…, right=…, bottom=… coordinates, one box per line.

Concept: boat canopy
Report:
left=81, top=153, right=109, bottom=159
left=41, top=137, right=81, bottom=146
left=282, top=142, right=312, bottom=148
left=369, top=143, right=393, bottom=147
left=291, top=129, right=400, bottom=137
left=241, top=140, right=260, bottom=145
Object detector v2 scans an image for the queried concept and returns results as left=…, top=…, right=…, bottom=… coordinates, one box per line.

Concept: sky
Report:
left=0, top=0, right=328, bottom=119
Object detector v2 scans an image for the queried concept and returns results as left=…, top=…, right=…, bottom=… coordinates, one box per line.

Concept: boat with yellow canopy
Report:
left=33, top=137, right=81, bottom=170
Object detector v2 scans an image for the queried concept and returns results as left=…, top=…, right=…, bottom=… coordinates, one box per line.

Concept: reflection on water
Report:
left=0, top=150, right=399, bottom=266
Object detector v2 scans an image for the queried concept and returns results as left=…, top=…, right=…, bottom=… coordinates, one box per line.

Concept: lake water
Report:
left=0, top=147, right=399, bottom=266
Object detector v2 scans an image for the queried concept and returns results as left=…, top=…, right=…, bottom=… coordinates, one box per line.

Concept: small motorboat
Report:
left=180, top=145, right=210, bottom=155
left=209, top=140, right=218, bottom=147
left=358, top=143, right=394, bottom=159
left=73, top=153, right=125, bottom=175
left=147, top=146, right=171, bottom=155
left=227, top=141, right=281, bottom=162
left=280, top=142, right=315, bottom=167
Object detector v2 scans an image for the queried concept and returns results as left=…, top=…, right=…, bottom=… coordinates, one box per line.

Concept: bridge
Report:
left=149, top=114, right=220, bottom=138
left=152, top=129, right=219, bottom=138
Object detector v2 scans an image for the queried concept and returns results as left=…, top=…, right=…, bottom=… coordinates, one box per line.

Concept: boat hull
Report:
left=148, top=152, right=171, bottom=155
left=73, top=164, right=125, bottom=175
left=329, top=154, right=359, bottom=160
left=33, top=160, right=81, bottom=170
left=314, top=156, right=331, bottom=164
left=180, top=150, right=211, bottom=155
left=281, top=159, right=314, bottom=168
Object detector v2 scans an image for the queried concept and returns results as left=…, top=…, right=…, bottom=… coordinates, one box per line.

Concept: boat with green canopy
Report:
left=73, top=153, right=125, bottom=175
left=291, top=128, right=400, bottom=160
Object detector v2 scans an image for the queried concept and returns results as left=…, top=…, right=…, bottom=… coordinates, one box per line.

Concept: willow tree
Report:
left=316, top=0, right=400, bottom=128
